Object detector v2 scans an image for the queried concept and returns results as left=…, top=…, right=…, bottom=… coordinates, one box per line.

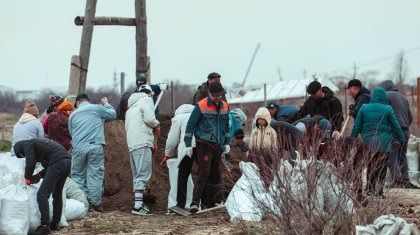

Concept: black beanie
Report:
left=307, top=81, right=321, bottom=95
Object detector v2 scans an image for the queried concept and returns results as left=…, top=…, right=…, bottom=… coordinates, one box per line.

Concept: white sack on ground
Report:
left=226, top=162, right=265, bottom=223
left=0, top=184, right=30, bottom=235
left=65, top=199, right=86, bottom=221
left=355, top=214, right=420, bottom=235
left=407, top=150, right=420, bottom=187
left=166, top=158, right=193, bottom=209
left=65, top=177, right=89, bottom=214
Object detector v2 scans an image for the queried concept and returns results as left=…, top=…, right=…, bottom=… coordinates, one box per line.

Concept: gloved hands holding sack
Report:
left=223, top=145, right=230, bottom=154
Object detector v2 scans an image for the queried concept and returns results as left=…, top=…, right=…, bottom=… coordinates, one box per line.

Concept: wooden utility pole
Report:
left=68, top=55, right=81, bottom=97
left=417, top=77, right=420, bottom=127
left=78, top=0, right=97, bottom=93
left=135, top=0, right=149, bottom=82
left=69, top=0, right=149, bottom=95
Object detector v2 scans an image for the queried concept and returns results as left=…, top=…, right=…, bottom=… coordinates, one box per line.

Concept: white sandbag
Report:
left=65, top=199, right=86, bottom=221
left=0, top=171, right=13, bottom=189
left=226, top=162, right=264, bottom=223
left=355, top=214, right=420, bottom=235
left=27, top=181, right=68, bottom=233
left=166, top=158, right=193, bottom=209
left=0, top=184, right=30, bottom=235
left=65, top=177, right=89, bottom=214
left=407, top=150, right=419, bottom=172
left=409, top=172, right=420, bottom=188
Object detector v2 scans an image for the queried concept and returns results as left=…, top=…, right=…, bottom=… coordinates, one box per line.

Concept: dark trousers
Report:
left=176, top=150, right=196, bottom=208
left=192, top=141, right=222, bottom=209
left=388, top=130, right=410, bottom=183
left=366, top=152, right=389, bottom=195
left=38, top=158, right=71, bottom=225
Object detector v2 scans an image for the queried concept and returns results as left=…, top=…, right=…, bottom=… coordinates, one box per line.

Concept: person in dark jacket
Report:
left=14, top=138, right=71, bottom=235
left=47, top=101, right=74, bottom=151
left=381, top=80, right=414, bottom=188
left=346, top=79, right=371, bottom=119
left=135, top=75, right=169, bottom=114
left=265, top=102, right=299, bottom=122
left=185, top=81, right=230, bottom=213
left=193, top=72, right=227, bottom=105
left=287, top=80, right=344, bottom=132
left=351, top=87, right=405, bottom=198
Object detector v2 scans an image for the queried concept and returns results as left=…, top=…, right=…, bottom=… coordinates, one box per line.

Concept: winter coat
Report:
left=250, top=107, right=278, bottom=151
left=229, top=108, right=247, bottom=140
left=185, top=96, right=230, bottom=151
left=192, top=82, right=227, bottom=105
left=275, top=105, right=299, bottom=121
left=381, top=80, right=413, bottom=130
left=47, top=111, right=72, bottom=150
left=165, top=104, right=196, bottom=165
left=125, top=92, right=160, bottom=152
left=287, top=86, right=344, bottom=131
left=10, top=113, right=44, bottom=156
left=349, top=87, right=371, bottom=119
left=69, top=102, right=116, bottom=150
left=14, top=138, right=69, bottom=180
left=351, top=87, right=405, bottom=152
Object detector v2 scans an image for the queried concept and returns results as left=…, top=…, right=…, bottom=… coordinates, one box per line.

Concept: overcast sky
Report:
left=1, top=0, right=419, bottom=91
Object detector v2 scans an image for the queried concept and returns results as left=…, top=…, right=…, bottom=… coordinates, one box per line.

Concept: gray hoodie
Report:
left=10, top=113, right=44, bottom=156
left=381, top=80, right=413, bottom=130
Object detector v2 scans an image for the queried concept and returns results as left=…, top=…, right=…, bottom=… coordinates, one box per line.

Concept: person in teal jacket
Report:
left=350, top=86, right=405, bottom=198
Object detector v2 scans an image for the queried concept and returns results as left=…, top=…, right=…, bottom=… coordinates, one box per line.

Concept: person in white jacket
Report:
left=125, top=85, right=160, bottom=215
left=164, top=104, right=195, bottom=211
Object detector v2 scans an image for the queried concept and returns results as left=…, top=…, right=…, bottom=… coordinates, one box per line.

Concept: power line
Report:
left=322, top=46, right=420, bottom=75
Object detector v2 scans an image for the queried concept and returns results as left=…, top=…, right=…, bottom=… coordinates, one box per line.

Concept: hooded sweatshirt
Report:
left=125, top=92, right=160, bottom=152
left=381, top=80, right=413, bottom=130
left=10, top=113, right=44, bottom=156
left=165, top=104, right=196, bottom=165
left=250, top=107, right=278, bottom=151
left=351, top=87, right=405, bottom=152
left=229, top=108, right=247, bottom=140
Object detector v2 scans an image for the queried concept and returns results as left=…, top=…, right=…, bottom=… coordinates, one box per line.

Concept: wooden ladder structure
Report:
left=68, top=0, right=149, bottom=97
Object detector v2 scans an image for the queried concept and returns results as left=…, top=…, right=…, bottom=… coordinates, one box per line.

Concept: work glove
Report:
left=332, top=130, right=341, bottom=140
left=223, top=145, right=230, bottom=154
left=185, top=147, right=193, bottom=157
left=158, top=83, right=169, bottom=91
left=160, top=155, right=171, bottom=167
left=24, top=176, right=40, bottom=185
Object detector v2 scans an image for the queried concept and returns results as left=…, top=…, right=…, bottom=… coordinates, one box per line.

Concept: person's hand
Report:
left=332, top=130, right=341, bottom=140
left=100, top=97, right=109, bottom=105
left=33, top=173, right=42, bottom=182
left=24, top=178, right=32, bottom=185
left=158, top=83, right=168, bottom=91
left=223, top=145, right=230, bottom=154
left=160, top=155, right=170, bottom=167
left=185, top=147, right=193, bottom=157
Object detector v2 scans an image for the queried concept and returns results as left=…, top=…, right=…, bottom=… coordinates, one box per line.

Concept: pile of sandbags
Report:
left=0, top=152, right=87, bottom=235
left=407, top=135, right=420, bottom=187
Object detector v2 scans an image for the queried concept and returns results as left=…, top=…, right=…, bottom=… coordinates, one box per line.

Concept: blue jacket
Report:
left=69, top=102, right=116, bottom=150
left=184, top=96, right=230, bottom=150
left=351, top=87, right=405, bottom=152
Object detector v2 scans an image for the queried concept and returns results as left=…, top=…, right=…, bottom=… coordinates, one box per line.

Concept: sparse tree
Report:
left=387, top=50, right=408, bottom=89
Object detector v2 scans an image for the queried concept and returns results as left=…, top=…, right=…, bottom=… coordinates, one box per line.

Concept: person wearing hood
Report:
left=287, top=80, right=344, bottom=132
left=184, top=81, right=230, bottom=213
left=14, top=138, right=71, bottom=234
left=229, top=108, right=247, bottom=140
left=135, top=75, right=168, bottom=114
left=10, top=100, right=44, bottom=156
left=346, top=79, right=371, bottom=119
left=163, top=104, right=195, bottom=212
left=41, top=95, right=64, bottom=137
left=69, top=92, right=116, bottom=213
left=47, top=101, right=74, bottom=151
left=250, top=107, right=278, bottom=152
left=125, top=85, right=160, bottom=215
left=381, top=80, right=414, bottom=188
left=351, top=87, right=405, bottom=198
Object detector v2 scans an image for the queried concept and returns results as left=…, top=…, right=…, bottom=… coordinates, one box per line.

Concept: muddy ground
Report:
left=54, top=118, right=420, bottom=234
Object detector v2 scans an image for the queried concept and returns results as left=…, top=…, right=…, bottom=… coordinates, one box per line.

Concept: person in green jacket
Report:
left=350, top=86, right=405, bottom=198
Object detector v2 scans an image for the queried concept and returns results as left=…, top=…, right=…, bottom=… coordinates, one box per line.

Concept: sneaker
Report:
left=31, top=225, right=51, bottom=235
left=132, top=204, right=152, bottom=216
left=190, top=204, right=199, bottom=214
left=89, top=203, right=104, bottom=213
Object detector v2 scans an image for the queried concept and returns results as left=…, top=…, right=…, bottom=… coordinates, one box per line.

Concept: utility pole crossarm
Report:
left=75, top=16, right=136, bottom=26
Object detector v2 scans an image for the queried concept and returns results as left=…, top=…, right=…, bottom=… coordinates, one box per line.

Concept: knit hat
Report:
left=57, top=101, right=74, bottom=112
left=136, top=75, right=147, bottom=86
left=265, top=101, right=278, bottom=109
left=208, top=82, right=226, bottom=97
left=234, top=128, right=245, bottom=138
left=23, top=100, right=39, bottom=116
left=307, top=81, right=321, bottom=95
left=137, top=84, right=153, bottom=95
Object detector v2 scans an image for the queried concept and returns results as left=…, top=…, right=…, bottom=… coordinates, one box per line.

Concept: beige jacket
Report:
left=250, top=107, right=278, bottom=151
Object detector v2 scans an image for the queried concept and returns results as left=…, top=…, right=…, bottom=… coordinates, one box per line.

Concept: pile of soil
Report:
left=102, top=113, right=174, bottom=213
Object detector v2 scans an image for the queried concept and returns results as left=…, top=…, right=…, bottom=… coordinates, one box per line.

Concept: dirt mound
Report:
left=103, top=113, right=174, bottom=213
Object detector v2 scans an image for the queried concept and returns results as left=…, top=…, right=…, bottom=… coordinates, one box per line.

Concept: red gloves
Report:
left=24, top=178, right=32, bottom=185
left=24, top=173, right=42, bottom=185
left=160, top=155, right=170, bottom=167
